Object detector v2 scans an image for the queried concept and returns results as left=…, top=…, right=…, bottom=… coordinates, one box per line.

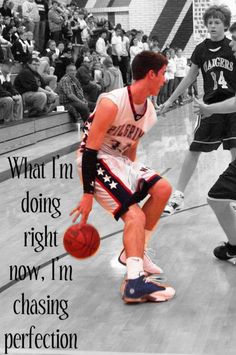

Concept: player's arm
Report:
left=195, top=96, right=236, bottom=117
left=70, top=98, right=118, bottom=225
left=160, top=64, right=199, bottom=113
left=124, top=140, right=139, bottom=162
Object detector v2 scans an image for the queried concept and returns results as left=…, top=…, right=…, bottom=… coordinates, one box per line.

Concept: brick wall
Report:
left=129, top=0, right=167, bottom=35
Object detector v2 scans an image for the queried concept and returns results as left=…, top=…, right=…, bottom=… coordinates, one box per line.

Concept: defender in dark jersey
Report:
left=194, top=22, right=236, bottom=263
left=160, top=5, right=236, bottom=215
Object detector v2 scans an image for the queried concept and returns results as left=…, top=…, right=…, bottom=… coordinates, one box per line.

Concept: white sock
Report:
left=144, top=229, right=153, bottom=250
left=126, top=257, right=144, bottom=279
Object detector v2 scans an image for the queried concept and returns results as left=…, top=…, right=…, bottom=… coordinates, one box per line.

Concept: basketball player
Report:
left=193, top=22, right=236, bottom=262
left=70, top=51, right=175, bottom=303
left=160, top=5, right=236, bottom=215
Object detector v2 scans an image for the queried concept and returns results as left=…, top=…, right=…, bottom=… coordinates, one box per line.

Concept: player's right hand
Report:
left=70, top=194, right=93, bottom=227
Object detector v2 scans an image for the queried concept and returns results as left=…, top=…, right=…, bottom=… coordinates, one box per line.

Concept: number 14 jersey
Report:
left=191, top=37, right=236, bottom=104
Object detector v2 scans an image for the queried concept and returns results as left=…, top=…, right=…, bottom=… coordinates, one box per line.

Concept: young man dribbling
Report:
left=71, top=51, right=175, bottom=303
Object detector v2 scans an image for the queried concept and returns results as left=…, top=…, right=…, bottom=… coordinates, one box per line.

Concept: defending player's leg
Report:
left=207, top=159, right=236, bottom=263
left=163, top=150, right=200, bottom=215
left=121, top=205, right=175, bottom=303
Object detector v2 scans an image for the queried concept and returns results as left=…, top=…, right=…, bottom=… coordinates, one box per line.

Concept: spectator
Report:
left=174, top=48, right=188, bottom=105
left=166, top=48, right=176, bottom=99
left=136, top=30, right=143, bottom=51
left=142, top=35, right=150, bottom=50
left=78, top=10, right=88, bottom=44
left=57, top=63, right=90, bottom=123
left=22, top=0, right=40, bottom=50
left=35, top=0, right=48, bottom=52
left=48, top=0, right=64, bottom=43
left=129, top=37, right=142, bottom=64
left=76, top=54, right=101, bottom=105
left=0, top=58, right=23, bottom=120
left=111, top=27, right=123, bottom=67
left=12, top=30, right=31, bottom=64
left=95, top=29, right=108, bottom=59
left=54, top=47, right=73, bottom=82
left=120, top=30, right=130, bottom=85
left=0, top=0, right=12, bottom=18
left=102, top=55, right=123, bottom=92
left=14, top=56, right=57, bottom=117
left=42, top=39, right=58, bottom=66
left=150, top=35, right=160, bottom=52
left=38, top=56, right=57, bottom=90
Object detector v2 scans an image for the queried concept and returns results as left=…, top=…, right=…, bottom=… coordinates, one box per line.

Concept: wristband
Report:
left=82, top=147, right=98, bottom=194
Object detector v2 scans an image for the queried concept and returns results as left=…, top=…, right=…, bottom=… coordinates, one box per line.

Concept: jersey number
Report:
left=210, top=71, right=228, bottom=90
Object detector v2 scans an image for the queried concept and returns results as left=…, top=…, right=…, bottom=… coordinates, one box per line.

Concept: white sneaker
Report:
left=118, top=249, right=163, bottom=274
left=163, top=190, right=184, bottom=215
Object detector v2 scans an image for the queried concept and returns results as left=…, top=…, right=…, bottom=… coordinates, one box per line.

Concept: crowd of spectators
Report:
left=0, top=0, right=197, bottom=124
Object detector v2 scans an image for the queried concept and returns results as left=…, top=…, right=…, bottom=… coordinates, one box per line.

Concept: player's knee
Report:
left=150, top=178, right=172, bottom=201
left=124, top=207, right=146, bottom=228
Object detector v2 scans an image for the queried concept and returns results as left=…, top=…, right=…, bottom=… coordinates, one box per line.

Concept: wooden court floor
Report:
left=1, top=102, right=236, bottom=355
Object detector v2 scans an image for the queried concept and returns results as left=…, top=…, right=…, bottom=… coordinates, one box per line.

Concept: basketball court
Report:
left=1, top=102, right=236, bottom=355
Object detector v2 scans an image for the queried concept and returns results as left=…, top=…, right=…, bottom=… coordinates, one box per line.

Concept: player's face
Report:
left=207, top=17, right=225, bottom=41
left=150, top=65, right=166, bottom=96
left=230, top=31, right=236, bottom=58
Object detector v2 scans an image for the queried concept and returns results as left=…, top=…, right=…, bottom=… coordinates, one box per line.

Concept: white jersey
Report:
left=79, top=86, right=157, bottom=159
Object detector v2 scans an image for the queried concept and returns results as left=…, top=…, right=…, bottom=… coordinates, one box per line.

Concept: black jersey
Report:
left=191, top=37, right=236, bottom=104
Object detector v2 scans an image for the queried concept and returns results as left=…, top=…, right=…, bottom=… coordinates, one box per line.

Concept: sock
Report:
left=126, top=257, right=144, bottom=279
left=144, top=229, right=153, bottom=250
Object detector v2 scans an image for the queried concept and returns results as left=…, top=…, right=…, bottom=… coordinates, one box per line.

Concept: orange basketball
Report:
left=63, top=224, right=100, bottom=259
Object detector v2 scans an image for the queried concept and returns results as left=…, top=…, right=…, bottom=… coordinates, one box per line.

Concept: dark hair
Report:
left=229, top=22, right=236, bottom=33
left=132, top=51, right=167, bottom=80
left=203, top=5, right=231, bottom=29
left=27, top=57, right=39, bottom=64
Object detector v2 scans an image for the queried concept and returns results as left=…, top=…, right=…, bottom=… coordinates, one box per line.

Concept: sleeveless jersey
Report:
left=191, top=37, right=236, bottom=104
left=79, top=86, right=157, bottom=158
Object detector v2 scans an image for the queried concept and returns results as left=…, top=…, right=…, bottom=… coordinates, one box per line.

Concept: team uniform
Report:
left=77, top=86, right=162, bottom=220
left=190, top=37, right=236, bottom=152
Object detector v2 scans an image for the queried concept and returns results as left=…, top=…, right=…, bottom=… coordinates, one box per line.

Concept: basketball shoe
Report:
left=213, top=242, right=236, bottom=262
left=122, top=275, right=175, bottom=303
left=163, top=190, right=184, bottom=215
left=118, top=249, right=163, bottom=274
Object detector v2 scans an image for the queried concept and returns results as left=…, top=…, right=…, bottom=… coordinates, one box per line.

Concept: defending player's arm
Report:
left=124, top=140, right=139, bottom=162
left=195, top=96, right=236, bottom=117
left=70, top=98, right=118, bottom=225
left=160, top=64, right=199, bottom=113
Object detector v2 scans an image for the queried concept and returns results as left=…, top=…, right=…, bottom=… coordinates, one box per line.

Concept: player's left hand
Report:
left=193, top=97, right=212, bottom=118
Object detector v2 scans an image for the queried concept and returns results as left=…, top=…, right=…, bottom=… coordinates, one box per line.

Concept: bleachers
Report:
left=0, top=111, right=76, bottom=155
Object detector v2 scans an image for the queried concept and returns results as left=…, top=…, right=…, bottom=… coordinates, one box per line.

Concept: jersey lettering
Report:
left=210, top=70, right=228, bottom=90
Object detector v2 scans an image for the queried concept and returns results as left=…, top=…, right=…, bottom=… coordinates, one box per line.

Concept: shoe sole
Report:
left=123, top=292, right=175, bottom=304
left=162, top=206, right=183, bottom=216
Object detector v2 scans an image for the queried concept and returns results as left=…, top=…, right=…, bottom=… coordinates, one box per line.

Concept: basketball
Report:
left=63, top=224, right=100, bottom=259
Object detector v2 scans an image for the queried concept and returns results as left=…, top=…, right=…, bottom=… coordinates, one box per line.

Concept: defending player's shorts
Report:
left=190, top=112, right=236, bottom=152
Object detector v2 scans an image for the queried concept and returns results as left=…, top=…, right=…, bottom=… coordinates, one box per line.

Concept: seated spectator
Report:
left=12, top=29, right=31, bottom=64
left=14, top=57, right=57, bottom=117
left=102, top=55, right=123, bottom=92
left=54, top=47, right=73, bottom=82
left=57, top=63, right=90, bottom=123
left=76, top=54, right=101, bottom=104
left=0, top=58, right=23, bottom=120
left=150, top=35, right=160, bottom=52
left=42, top=39, right=58, bottom=67
left=0, top=23, right=12, bottom=47
left=0, top=0, right=12, bottom=18
left=38, top=56, right=57, bottom=90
